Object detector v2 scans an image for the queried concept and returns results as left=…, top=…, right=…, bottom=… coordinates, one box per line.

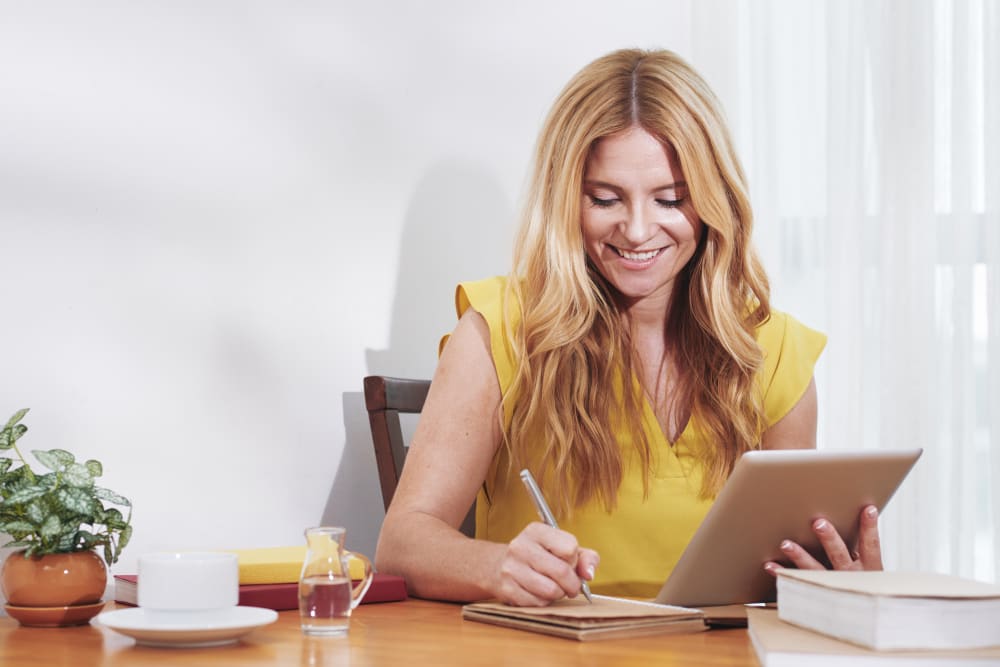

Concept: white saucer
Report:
left=95, top=606, right=279, bottom=648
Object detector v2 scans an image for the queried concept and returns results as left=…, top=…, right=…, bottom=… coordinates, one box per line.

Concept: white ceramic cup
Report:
left=137, top=552, right=239, bottom=611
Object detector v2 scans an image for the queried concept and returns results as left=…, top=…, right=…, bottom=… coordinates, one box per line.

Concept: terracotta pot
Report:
left=1, top=550, right=107, bottom=607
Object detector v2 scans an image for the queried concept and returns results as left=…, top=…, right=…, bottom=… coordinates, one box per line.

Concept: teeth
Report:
left=616, top=247, right=659, bottom=261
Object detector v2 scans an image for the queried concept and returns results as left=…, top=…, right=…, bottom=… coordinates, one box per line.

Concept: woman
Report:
left=375, top=48, right=881, bottom=606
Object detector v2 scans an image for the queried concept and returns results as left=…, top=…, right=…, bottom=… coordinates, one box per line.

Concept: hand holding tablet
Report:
left=655, top=448, right=922, bottom=608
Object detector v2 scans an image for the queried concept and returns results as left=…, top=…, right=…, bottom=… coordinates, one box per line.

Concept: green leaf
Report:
left=85, top=459, right=103, bottom=477
left=101, top=507, right=123, bottom=525
left=64, top=462, right=94, bottom=488
left=32, top=449, right=74, bottom=472
left=3, top=538, right=32, bottom=549
left=103, top=543, right=113, bottom=565
left=94, top=487, right=131, bottom=507
left=118, top=524, right=133, bottom=550
left=0, top=458, right=11, bottom=474
left=0, top=520, right=36, bottom=535
left=56, top=531, right=78, bottom=551
left=56, top=486, right=94, bottom=515
left=40, top=514, right=62, bottom=538
left=76, top=531, right=99, bottom=550
left=4, top=409, right=29, bottom=431
left=0, top=425, right=27, bottom=450
left=24, top=501, right=45, bottom=524
left=5, top=483, right=52, bottom=505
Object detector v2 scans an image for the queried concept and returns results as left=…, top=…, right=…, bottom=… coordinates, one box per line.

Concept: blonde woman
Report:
left=375, top=48, right=881, bottom=606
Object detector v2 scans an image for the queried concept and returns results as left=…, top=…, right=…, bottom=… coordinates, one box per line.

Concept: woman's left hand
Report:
left=764, top=504, right=883, bottom=575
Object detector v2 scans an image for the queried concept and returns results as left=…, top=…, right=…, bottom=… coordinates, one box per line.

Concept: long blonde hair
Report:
left=504, top=49, right=771, bottom=516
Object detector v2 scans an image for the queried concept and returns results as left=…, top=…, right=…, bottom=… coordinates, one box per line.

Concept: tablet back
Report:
left=654, top=448, right=922, bottom=607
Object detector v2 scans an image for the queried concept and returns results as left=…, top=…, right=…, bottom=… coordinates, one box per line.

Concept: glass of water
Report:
left=298, top=526, right=374, bottom=637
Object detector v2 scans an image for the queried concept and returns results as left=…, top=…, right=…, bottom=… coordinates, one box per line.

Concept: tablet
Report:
left=654, top=448, right=922, bottom=608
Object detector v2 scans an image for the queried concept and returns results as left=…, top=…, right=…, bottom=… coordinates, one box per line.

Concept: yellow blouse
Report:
left=450, top=276, right=826, bottom=597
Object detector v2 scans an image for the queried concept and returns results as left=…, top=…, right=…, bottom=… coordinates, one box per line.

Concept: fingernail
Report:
left=780, top=540, right=794, bottom=552
left=866, top=506, right=878, bottom=518
left=814, top=519, right=828, bottom=531
left=763, top=562, right=776, bottom=573
left=586, top=565, right=595, bottom=580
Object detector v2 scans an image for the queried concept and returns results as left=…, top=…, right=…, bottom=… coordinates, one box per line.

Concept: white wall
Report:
left=0, top=1, right=698, bottom=576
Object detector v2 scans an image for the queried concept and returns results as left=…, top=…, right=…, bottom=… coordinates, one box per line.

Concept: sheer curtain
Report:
left=692, top=0, right=999, bottom=582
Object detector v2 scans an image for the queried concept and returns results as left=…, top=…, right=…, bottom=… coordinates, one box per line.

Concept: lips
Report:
left=612, top=246, right=665, bottom=261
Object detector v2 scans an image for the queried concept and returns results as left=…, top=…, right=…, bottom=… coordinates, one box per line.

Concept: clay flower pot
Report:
left=1, top=550, right=107, bottom=607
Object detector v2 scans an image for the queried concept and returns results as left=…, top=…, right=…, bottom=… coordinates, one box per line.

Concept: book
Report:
left=748, top=607, right=1000, bottom=666
left=461, top=594, right=706, bottom=641
left=113, top=572, right=407, bottom=610
left=776, top=570, right=1000, bottom=650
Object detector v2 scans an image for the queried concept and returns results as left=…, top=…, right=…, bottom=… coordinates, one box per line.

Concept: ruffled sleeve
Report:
left=439, top=276, right=519, bottom=397
left=755, top=310, right=827, bottom=426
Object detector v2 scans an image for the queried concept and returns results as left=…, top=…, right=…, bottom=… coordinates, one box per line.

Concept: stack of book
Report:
left=115, top=546, right=407, bottom=611
left=749, top=570, right=1000, bottom=666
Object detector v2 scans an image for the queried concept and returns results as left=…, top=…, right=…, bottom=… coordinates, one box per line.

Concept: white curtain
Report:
left=692, top=0, right=999, bottom=582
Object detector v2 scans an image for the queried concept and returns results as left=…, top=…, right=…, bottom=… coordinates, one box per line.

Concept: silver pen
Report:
left=519, top=468, right=594, bottom=603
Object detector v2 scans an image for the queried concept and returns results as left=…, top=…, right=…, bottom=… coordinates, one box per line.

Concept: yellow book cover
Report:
left=228, top=546, right=367, bottom=584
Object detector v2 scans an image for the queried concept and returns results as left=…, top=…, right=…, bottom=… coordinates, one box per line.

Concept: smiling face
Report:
left=581, top=126, right=703, bottom=312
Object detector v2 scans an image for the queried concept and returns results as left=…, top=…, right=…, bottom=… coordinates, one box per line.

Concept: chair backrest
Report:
left=363, top=375, right=475, bottom=537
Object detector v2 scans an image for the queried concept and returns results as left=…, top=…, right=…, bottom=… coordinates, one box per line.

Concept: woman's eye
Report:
left=589, top=195, right=618, bottom=208
left=656, top=197, right=685, bottom=208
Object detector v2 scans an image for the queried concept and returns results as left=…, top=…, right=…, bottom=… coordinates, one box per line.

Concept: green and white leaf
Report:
left=85, top=460, right=102, bottom=477
left=5, top=483, right=52, bottom=505
left=0, top=520, right=36, bottom=535
left=40, top=514, right=62, bottom=538
left=94, top=487, right=131, bottom=506
left=56, top=486, right=95, bottom=515
left=24, top=500, right=46, bottom=524
left=64, top=462, right=94, bottom=488
left=4, top=409, right=29, bottom=430
left=32, top=448, right=74, bottom=472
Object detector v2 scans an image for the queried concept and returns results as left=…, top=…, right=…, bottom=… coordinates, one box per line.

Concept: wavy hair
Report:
left=503, top=49, right=771, bottom=517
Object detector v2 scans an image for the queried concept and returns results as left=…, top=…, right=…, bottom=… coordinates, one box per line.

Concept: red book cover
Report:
left=113, top=573, right=407, bottom=610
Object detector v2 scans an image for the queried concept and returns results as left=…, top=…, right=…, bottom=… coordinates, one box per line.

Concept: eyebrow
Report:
left=583, top=179, right=688, bottom=192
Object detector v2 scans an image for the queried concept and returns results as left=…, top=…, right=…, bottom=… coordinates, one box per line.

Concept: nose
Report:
left=620, top=204, right=654, bottom=245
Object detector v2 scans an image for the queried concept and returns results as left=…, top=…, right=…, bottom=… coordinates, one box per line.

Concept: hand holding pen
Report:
left=520, top=469, right=595, bottom=603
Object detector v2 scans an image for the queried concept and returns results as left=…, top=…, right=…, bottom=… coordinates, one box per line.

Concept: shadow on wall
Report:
left=320, top=392, right=385, bottom=558
left=366, top=158, right=514, bottom=379
left=324, top=159, right=515, bottom=558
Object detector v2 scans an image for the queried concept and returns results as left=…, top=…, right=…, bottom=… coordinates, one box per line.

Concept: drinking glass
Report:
left=298, top=527, right=373, bottom=637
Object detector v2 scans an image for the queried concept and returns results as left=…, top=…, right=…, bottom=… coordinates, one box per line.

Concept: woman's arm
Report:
left=374, top=310, right=597, bottom=604
left=760, top=377, right=818, bottom=450
left=760, top=376, right=883, bottom=573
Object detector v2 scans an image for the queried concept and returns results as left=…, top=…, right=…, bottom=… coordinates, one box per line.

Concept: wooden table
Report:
left=0, top=600, right=757, bottom=666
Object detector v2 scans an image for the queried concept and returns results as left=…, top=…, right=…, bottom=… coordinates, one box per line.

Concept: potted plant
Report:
left=0, top=408, right=132, bottom=626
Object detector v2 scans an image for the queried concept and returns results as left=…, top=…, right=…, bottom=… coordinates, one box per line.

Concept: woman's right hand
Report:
left=491, top=522, right=600, bottom=606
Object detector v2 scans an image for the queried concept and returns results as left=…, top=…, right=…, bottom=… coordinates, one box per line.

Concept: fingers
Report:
left=577, top=548, right=600, bottom=583
left=811, top=517, right=856, bottom=570
left=763, top=561, right=785, bottom=578
left=495, top=523, right=596, bottom=606
left=776, top=537, right=827, bottom=570
left=767, top=507, right=885, bottom=577
left=856, top=505, right=884, bottom=570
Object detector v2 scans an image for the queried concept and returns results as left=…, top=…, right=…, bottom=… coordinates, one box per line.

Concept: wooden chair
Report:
left=363, top=375, right=476, bottom=537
